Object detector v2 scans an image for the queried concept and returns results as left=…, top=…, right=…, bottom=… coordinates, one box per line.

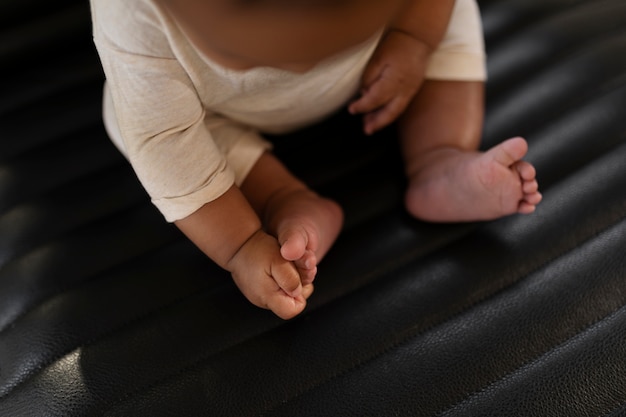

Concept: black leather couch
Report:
left=1, top=0, right=626, bottom=415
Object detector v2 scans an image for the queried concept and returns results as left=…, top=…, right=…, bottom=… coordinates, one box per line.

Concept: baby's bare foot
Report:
left=264, top=189, right=343, bottom=284
left=405, top=137, right=542, bottom=222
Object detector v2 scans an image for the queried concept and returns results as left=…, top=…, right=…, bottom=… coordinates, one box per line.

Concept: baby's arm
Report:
left=175, top=186, right=311, bottom=320
left=390, top=0, right=456, bottom=52
left=349, top=0, right=456, bottom=134
left=92, top=0, right=312, bottom=320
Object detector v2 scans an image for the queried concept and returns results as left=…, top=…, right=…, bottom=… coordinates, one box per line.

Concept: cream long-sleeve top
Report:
left=90, top=0, right=486, bottom=222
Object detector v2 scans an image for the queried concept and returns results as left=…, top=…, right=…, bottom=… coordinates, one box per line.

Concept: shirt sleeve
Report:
left=425, top=0, right=487, bottom=81
left=91, top=0, right=269, bottom=222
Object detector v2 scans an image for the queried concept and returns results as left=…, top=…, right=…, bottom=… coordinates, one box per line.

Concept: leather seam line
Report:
left=102, top=214, right=626, bottom=416
left=257, top=214, right=626, bottom=415
left=434, top=302, right=626, bottom=416
left=0, top=276, right=236, bottom=403
left=0, top=236, right=196, bottom=400
left=2, top=173, right=624, bottom=407
left=2, top=206, right=624, bottom=411
left=0, top=197, right=170, bottom=337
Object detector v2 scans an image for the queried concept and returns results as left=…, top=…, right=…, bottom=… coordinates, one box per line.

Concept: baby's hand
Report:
left=349, top=30, right=432, bottom=135
left=227, top=229, right=313, bottom=320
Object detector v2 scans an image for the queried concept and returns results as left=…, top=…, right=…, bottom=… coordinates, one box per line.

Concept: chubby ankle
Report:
left=404, top=146, right=470, bottom=182
left=262, top=185, right=312, bottom=225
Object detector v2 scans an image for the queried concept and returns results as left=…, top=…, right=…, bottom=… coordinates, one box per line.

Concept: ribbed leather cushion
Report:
left=1, top=0, right=625, bottom=415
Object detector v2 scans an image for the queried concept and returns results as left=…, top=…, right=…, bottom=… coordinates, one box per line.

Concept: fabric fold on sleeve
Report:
left=94, top=38, right=269, bottom=222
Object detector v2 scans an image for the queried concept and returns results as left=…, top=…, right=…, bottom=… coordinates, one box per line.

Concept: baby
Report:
left=91, top=0, right=542, bottom=319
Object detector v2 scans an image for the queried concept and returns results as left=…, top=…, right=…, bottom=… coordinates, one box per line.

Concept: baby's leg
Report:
left=240, top=152, right=343, bottom=283
left=399, top=80, right=541, bottom=222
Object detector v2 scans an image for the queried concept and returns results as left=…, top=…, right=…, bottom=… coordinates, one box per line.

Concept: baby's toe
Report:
left=299, top=266, right=318, bottom=286
left=294, top=250, right=316, bottom=270
left=523, top=179, right=539, bottom=194
left=490, top=137, right=528, bottom=166
left=279, top=225, right=308, bottom=261
left=295, top=250, right=317, bottom=285
left=302, top=283, right=315, bottom=300
left=525, top=191, right=543, bottom=206
left=518, top=201, right=537, bottom=214
left=515, top=161, right=537, bottom=181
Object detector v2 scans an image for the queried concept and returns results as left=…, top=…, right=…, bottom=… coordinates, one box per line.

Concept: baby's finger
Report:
left=349, top=77, right=395, bottom=115
left=360, top=57, right=385, bottom=90
left=271, top=261, right=303, bottom=299
left=363, top=95, right=410, bottom=135
left=267, top=292, right=307, bottom=320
